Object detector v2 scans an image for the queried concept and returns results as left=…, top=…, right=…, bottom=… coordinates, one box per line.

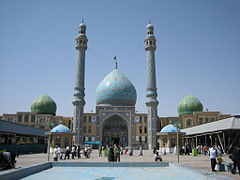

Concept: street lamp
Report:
left=174, top=121, right=181, bottom=163
left=46, top=132, right=51, bottom=161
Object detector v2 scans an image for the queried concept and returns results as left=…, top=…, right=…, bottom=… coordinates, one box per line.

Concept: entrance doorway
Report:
left=102, top=115, right=128, bottom=147
left=111, top=137, right=120, bottom=145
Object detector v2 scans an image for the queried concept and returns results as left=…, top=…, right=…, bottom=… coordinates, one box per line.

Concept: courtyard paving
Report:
left=16, top=150, right=240, bottom=179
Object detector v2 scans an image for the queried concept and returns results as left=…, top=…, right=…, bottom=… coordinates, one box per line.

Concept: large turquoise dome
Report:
left=178, top=95, right=203, bottom=116
left=96, top=69, right=137, bottom=106
left=31, top=95, right=57, bottom=115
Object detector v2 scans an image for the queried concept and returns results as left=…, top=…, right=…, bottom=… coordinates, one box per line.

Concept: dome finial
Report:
left=113, top=56, right=117, bottom=69
left=81, top=17, right=84, bottom=23
left=148, top=18, right=151, bottom=24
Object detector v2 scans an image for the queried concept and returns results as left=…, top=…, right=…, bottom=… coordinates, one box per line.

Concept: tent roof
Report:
left=0, top=120, right=46, bottom=137
left=181, top=116, right=240, bottom=136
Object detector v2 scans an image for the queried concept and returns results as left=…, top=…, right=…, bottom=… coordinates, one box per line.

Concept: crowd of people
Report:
left=101, top=145, right=164, bottom=162
left=53, top=145, right=92, bottom=161
left=1, top=143, right=239, bottom=176
left=175, top=144, right=240, bottom=175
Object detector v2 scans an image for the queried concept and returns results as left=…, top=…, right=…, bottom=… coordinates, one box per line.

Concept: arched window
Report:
left=186, top=119, right=192, bottom=127
left=144, top=126, right=147, bottom=134
left=139, top=126, right=142, bottom=134
left=88, top=126, right=91, bottom=133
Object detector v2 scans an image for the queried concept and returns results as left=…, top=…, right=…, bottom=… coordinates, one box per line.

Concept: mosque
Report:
left=71, top=22, right=159, bottom=150
left=71, top=21, right=231, bottom=150
left=0, top=22, right=233, bottom=152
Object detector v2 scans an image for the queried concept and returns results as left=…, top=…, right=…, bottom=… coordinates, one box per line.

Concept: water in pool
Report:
left=22, top=166, right=206, bottom=180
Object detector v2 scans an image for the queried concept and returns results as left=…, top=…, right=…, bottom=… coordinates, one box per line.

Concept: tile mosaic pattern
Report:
left=96, top=69, right=137, bottom=106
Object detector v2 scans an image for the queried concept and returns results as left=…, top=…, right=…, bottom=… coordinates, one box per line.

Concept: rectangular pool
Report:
left=23, top=166, right=197, bottom=180
left=0, top=162, right=234, bottom=180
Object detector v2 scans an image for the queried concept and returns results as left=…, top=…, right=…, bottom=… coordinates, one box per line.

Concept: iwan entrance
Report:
left=102, top=115, right=128, bottom=147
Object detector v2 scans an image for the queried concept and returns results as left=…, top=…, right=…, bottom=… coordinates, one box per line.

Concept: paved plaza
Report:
left=15, top=150, right=240, bottom=179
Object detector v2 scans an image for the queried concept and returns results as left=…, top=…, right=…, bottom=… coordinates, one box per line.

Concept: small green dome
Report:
left=178, top=95, right=203, bottom=116
left=31, top=95, right=57, bottom=115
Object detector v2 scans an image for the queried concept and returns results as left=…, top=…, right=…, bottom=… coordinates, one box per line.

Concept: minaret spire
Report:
left=73, top=21, right=88, bottom=145
left=144, top=22, right=159, bottom=150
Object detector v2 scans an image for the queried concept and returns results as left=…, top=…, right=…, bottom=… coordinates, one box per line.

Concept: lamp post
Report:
left=47, top=133, right=51, bottom=161
left=174, top=121, right=180, bottom=163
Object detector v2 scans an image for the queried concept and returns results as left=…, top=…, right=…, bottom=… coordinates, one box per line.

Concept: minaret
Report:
left=73, top=21, right=88, bottom=145
left=144, top=23, right=159, bottom=150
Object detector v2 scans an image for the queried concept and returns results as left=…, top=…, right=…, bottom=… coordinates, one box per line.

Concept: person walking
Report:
left=53, top=146, right=60, bottom=161
left=57, top=146, right=61, bottom=159
left=185, top=145, right=190, bottom=155
left=173, top=146, right=177, bottom=156
left=71, top=146, right=76, bottom=159
left=84, top=145, right=88, bottom=158
left=129, top=147, right=133, bottom=156
left=209, top=145, right=218, bottom=172
left=139, top=146, right=143, bottom=156
left=86, top=145, right=91, bottom=158
left=230, top=146, right=240, bottom=175
left=64, top=145, right=70, bottom=160
left=99, top=145, right=103, bottom=157
left=203, top=145, right=207, bottom=156
left=77, top=145, right=81, bottom=159
left=108, top=145, right=114, bottom=162
left=114, top=144, right=121, bottom=162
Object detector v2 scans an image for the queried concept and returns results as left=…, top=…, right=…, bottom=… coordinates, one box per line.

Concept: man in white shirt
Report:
left=209, top=145, right=218, bottom=172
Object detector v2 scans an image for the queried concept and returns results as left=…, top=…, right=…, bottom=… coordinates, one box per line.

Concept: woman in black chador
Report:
left=108, top=145, right=114, bottom=162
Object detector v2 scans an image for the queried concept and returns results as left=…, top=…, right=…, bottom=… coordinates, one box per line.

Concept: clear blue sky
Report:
left=0, top=0, right=239, bottom=117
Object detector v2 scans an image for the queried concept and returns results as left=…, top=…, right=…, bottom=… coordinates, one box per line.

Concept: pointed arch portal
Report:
left=102, top=115, right=128, bottom=147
